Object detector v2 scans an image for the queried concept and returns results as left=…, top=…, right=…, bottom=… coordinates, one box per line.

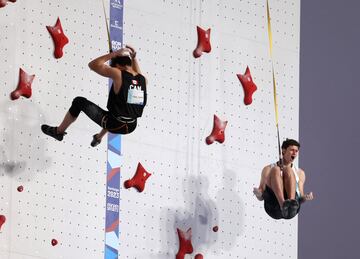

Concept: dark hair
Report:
left=110, top=56, right=132, bottom=67
left=281, top=138, right=300, bottom=149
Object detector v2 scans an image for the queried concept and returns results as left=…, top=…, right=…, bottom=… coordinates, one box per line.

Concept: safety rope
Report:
left=266, top=0, right=282, bottom=163
left=101, top=0, right=112, bottom=52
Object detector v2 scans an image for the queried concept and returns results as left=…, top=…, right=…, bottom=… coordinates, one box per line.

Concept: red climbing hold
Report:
left=0, top=0, right=16, bottom=8
left=10, top=68, right=35, bottom=100
left=237, top=66, right=257, bottom=105
left=124, top=162, right=151, bottom=192
left=193, top=26, right=211, bottom=58
left=195, top=254, right=204, bottom=259
left=17, top=185, right=24, bottom=192
left=212, top=226, right=218, bottom=232
left=51, top=239, right=58, bottom=246
left=0, top=215, right=6, bottom=231
left=176, top=228, right=193, bottom=259
left=206, top=115, right=228, bottom=145
left=46, top=17, right=69, bottom=59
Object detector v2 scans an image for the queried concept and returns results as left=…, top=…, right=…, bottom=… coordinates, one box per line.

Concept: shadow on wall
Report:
left=212, top=168, right=245, bottom=253
left=175, top=175, right=219, bottom=249
left=0, top=99, right=51, bottom=181
left=152, top=168, right=246, bottom=258
left=150, top=175, right=218, bottom=258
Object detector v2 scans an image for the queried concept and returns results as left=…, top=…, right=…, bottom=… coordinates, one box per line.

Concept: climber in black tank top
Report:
left=41, top=45, right=147, bottom=147
left=107, top=70, right=147, bottom=120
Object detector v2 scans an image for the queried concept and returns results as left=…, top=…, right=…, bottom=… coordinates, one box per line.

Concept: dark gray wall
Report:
left=299, top=1, right=360, bottom=258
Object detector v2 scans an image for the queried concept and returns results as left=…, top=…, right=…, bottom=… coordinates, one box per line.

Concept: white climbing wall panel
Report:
left=0, top=0, right=300, bottom=259
left=0, top=0, right=110, bottom=258
left=121, top=0, right=300, bottom=258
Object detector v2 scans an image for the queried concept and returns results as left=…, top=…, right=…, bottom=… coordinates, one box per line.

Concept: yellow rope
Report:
left=266, top=0, right=282, bottom=161
left=101, top=0, right=112, bottom=52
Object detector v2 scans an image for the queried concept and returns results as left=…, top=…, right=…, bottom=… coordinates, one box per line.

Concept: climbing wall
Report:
left=0, top=0, right=110, bottom=258
left=0, top=0, right=300, bottom=259
left=120, top=0, right=300, bottom=258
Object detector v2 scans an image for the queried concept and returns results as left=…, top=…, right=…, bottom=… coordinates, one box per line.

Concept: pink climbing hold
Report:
left=193, top=26, right=211, bottom=58
left=10, top=68, right=35, bottom=100
left=17, top=185, right=24, bottom=192
left=46, top=17, right=69, bottom=59
left=0, top=0, right=16, bottom=8
left=0, top=215, right=6, bottom=231
left=195, top=254, right=204, bottom=259
left=124, top=162, right=151, bottom=192
left=237, top=66, right=258, bottom=105
left=206, top=115, right=228, bottom=145
left=176, top=228, right=193, bottom=259
left=51, top=239, right=58, bottom=246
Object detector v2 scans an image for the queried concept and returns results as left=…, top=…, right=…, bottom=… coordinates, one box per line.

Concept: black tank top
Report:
left=107, top=70, right=147, bottom=118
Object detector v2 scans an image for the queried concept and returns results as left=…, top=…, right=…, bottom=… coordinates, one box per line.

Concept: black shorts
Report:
left=102, top=114, right=137, bottom=134
left=68, top=96, right=137, bottom=134
left=263, top=185, right=301, bottom=219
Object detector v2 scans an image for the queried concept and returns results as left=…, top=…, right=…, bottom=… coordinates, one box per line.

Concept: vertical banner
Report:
left=105, top=0, right=124, bottom=258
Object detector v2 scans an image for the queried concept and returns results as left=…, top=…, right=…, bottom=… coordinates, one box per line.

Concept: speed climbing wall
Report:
left=0, top=0, right=301, bottom=259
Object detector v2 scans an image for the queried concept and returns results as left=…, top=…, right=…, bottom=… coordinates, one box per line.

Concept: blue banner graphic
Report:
left=105, top=0, right=123, bottom=258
